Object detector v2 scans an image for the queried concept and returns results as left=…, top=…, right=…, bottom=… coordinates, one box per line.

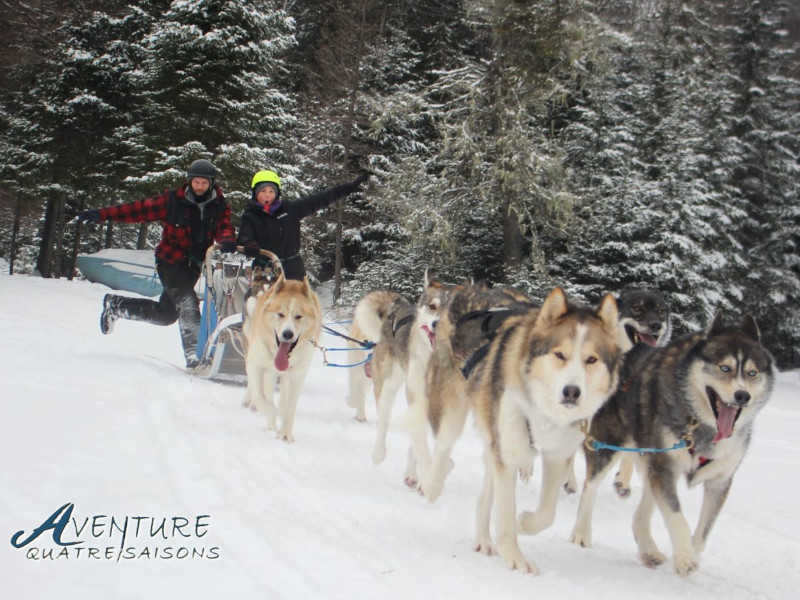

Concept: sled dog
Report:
left=570, top=314, right=775, bottom=576
left=616, top=287, right=672, bottom=352
left=346, top=290, right=406, bottom=422
left=414, top=282, right=535, bottom=501
left=464, top=288, right=621, bottom=574
left=243, top=272, right=322, bottom=443
left=347, top=273, right=457, bottom=486
left=564, top=287, right=673, bottom=496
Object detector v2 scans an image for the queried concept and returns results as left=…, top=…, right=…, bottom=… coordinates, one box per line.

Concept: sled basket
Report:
left=195, top=245, right=283, bottom=383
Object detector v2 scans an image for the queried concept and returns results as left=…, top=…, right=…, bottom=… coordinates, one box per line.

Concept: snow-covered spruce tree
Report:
left=392, top=0, right=598, bottom=298
left=721, top=0, right=800, bottom=367
left=289, top=0, right=447, bottom=300
left=132, top=0, right=299, bottom=213
left=17, top=3, right=153, bottom=276
left=552, top=1, right=751, bottom=332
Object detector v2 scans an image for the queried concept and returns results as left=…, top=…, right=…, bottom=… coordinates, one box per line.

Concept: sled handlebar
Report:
left=206, top=244, right=284, bottom=278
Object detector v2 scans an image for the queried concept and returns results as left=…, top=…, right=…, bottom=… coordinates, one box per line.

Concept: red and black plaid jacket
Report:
left=97, top=184, right=234, bottom=264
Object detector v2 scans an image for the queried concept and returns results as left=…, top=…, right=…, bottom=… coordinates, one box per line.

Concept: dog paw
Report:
left=474, top=538, right=495, bottom=556
left=673, top=551, right=699, bottom=576
left=371, top=443, right=386, bottom=465
left=614, top=480, right=631, bottom=498
left=569, top=528, right=592, bottom=548
left=277, top=431, right=295, bottom=444
left=639, top=550, right=667, bottom=568
left=419, top=475, right=444, bottom=503
left=354, top=414, right=367, bottom=423
left=518, top=510, right=553, bottom=535
left=518, top=465, right=533, bottom=484
left=404, top=475, right=418, bottom=488
left=563, top=481, right=577, bottom=494
left=497, top=542, right=539, bottom=575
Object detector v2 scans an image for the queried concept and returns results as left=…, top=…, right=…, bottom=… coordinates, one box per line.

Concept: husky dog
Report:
left=346, top=290, right=406, bottom=423
left=617, top=288, right=672, bottom=352
left=570, top=314, right=775, bottom=576
left=243, top=273, right=322, bottom=443
left=564, top=287, right=673, bottom=496
left=465, top=288, right=621, bottom=574
left=347, top=273, right=457, bottom=486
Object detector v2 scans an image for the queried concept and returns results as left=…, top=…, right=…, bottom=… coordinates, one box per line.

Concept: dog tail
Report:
left=351, top=290, right=401, bottom=345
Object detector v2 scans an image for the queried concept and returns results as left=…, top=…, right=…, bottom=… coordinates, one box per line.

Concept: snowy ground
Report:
left=1, top=270, right=798, bottom=599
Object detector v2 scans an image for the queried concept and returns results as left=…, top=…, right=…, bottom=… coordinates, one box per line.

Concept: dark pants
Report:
left=107, top=261, right=202, bottom=361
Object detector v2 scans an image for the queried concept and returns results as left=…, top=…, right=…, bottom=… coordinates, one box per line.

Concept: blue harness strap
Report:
left=315, top=323, right=376, bottom=368
left=588, top=439, right=690, bottom=453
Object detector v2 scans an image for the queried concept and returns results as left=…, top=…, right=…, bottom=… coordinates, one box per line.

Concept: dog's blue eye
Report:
left=719, top=365, right=731, bottom=373
left=747, top=369, right=758, bottom=378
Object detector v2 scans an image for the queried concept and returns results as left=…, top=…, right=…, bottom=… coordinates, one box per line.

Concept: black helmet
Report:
left=186, top=159, right=218, bottom=183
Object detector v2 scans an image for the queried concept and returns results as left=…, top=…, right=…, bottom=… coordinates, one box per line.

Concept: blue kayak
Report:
left=76, top=249, right=162, bottom=297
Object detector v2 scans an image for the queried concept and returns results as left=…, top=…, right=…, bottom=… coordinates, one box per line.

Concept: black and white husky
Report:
left=570, top=314, right=775, bottom=576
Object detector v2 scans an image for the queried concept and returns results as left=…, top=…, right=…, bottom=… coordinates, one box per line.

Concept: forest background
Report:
left=1, top=0, right=798, bottom=368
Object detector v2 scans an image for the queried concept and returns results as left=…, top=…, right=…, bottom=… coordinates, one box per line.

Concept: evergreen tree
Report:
left=722, top=0, right=800, bottom=366
left=132, top=0, right=299, bottom=210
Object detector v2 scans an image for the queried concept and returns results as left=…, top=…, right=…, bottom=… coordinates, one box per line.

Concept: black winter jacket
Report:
left=236, top=181, right=359, bottom=279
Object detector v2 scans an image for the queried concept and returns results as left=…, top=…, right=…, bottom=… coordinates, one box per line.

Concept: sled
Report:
left=76, top=248, right=162, bottom=297
left=194, top=245, right=283, bottom=383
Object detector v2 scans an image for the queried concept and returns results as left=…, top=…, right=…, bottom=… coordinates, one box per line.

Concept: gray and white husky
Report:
left=346, top=273, right=458, bottom=486
left=570, top=314, right=775, bottom=576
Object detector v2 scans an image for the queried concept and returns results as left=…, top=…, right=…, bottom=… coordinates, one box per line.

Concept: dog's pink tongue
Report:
left=714, top=402, right=738, bottom=442
left=422, top=325, right=435, bottom=346
left=275, top=342, right=291, bottom=372
left=640, top=333, right=658, bottom=346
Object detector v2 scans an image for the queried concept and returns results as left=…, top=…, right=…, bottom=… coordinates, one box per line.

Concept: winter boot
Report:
left=100, top=294, right=119, bottom=334
left=185, top=354, right=201, bottom=370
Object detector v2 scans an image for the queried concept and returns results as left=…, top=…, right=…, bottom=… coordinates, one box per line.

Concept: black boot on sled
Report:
left=100, top=294, right=118, bottom=334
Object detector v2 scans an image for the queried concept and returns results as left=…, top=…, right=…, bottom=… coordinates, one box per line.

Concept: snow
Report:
left=1, top=272, right=798, bottom=599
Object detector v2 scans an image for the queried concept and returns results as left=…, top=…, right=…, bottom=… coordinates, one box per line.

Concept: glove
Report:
left=218, top=240, right=237, bottom=253
left=243, top=242, right=260, bottom=257
left=76, top=209, right=101, bottom=224
left=352, top=170, right=372, bottom=189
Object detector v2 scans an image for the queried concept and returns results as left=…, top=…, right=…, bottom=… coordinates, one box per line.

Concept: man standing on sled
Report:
left=76, top=159, right=236, bottom=368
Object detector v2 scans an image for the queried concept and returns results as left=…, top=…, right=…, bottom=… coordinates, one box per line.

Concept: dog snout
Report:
left=562, top=385, right=581, bottom=405
left=431, top=319, right=438, bottom=330
left=281, top=329, right=295, bottom=341
left=650, top=321, right=662, bottom=332
left=734, top=390, right=751, bottom=406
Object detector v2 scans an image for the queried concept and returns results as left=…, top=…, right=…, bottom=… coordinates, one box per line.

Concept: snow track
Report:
left=1, top=273, right=797, bottom=598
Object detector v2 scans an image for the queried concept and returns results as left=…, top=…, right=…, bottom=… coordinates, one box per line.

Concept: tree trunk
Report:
left=36, top=197, right=60, bottom=277
left=333, top=197, right=345, bottom=302
left=54, top=193, right=65, bottom=278
left=104, top=220, right=114, bottom=248
left=136, top=223, right=148, bottom=249
left=9, top=193, right=22, bottom=275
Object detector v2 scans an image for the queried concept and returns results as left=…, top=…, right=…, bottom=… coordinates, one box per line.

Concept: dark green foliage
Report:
left=1, top=0, right=797, bottom=367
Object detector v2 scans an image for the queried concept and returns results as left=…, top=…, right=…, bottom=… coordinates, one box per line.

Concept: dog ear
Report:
left=741, top=315, right=761, bottom=342
left=707, top=312, right=725, bottom=336
left=301, top=275, right=313, bottom=296
left=596, top=293, right=619, bottom=334
left=536, top=287, right=569, bottom=326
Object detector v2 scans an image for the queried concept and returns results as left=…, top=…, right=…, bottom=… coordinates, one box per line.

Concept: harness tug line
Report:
left=314, top=324, right=376, bottom=368
left=580, top=419, right=699, bottom=454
